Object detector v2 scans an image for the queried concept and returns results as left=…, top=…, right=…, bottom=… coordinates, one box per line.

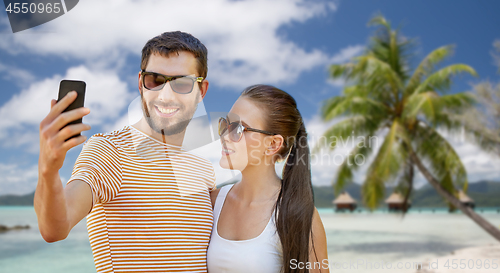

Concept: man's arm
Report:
left=35, top=91, right=92, bottom=242
left=210, top=188, right=221, bottom=209
left=34, top=178, right=92, bottom=242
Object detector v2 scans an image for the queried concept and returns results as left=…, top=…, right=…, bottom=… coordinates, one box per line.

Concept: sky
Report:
left=0, top=0, right=499, bottom=195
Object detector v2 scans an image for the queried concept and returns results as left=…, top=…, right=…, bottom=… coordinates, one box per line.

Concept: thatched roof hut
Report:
left=332, top=192, right=357, bottom=212
left=385, top=192, right=411, bottom=211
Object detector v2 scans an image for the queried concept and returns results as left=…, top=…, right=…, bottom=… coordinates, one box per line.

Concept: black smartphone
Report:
left=57, top=80, right=86, bottom=139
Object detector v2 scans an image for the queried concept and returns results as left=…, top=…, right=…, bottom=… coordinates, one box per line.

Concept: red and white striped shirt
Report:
left=68, top=125, right=216, bottom=272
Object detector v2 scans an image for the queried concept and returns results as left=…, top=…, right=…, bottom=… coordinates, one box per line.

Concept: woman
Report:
left=207, top=85, right=329, bottom=273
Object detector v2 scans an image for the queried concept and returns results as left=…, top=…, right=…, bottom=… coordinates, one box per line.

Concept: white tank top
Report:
left=207, top=184, right=283, bottom=273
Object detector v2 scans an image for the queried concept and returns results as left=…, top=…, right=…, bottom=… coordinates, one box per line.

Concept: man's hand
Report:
left=39, top=90, right=91, bottom=176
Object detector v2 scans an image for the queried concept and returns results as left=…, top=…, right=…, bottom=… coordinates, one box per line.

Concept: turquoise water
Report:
left=1, top=206, right=499, bottom=273
left=0, top=206, right=94, bottom=273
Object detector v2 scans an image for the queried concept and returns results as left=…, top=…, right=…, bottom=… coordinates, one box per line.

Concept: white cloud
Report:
left=0, top=15, right=10, bottom=34
left=0, top=65, right=134, bottom=152
left=0, top=163, right=38, bottom=195
left=329, top=44, right=364, bottom=64
left=0, top=62, right=37, bottom=87
left=0, top=0, right=338, bottom=88
left=0, top=162, right=71, bottom=195
left=326, top=78, right=345, bottom=87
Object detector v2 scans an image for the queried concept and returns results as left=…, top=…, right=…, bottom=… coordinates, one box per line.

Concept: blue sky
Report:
left=0, top=0, right=499, bottom=195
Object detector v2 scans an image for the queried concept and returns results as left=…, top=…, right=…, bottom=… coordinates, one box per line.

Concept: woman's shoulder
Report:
left=209, top=183, right=236, bottom=209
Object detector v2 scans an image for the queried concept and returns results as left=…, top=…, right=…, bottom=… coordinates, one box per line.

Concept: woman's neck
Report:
left=235, top=163, right=282, bottom=204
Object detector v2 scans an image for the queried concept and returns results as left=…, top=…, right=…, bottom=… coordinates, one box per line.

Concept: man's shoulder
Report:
left=93, top=125, right=131, bottom=138
left=86, top=125, right=132, bottom=148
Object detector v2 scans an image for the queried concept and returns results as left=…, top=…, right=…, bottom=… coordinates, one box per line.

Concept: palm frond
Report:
left=321, top=95, right=390, bottom=122
left=405, top=45, right=454, bottom=95
left=329, top=63, right=355, bottom=79
left=362, top=120, right=409, bottom=209
left=362, top=174, right=386, bottom=210
left=356, top=55, right=404, bottom=91
left=368, top=14, right=390, bottom=29
left=314, top=115, right=382, bottom=152
left=368, top=14, right=413, bottom=82
left=343, top=85, right=369, bottom=97
left=320, top=96, right=346, bottom=121
left=414, top=64, right=477, bottom=95
left=434, top=92, right=476, bottom=113
left=403, top=92, right=476, bottom=126
left=394, top=152, right=415, bottom=202
left=402, top=91, right=439, bottom=123
left=413, top=122, right=468, bottom=189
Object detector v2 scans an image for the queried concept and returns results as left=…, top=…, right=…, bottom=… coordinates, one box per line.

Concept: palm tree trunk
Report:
left=409, top=150, right=500, bottom=242
left=401, top=142, right=414, bottom=214
left=402, top=156, right=414, bottom=214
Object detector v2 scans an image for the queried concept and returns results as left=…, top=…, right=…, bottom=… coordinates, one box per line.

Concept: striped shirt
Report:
left=68, top=125, right=216, bottom=273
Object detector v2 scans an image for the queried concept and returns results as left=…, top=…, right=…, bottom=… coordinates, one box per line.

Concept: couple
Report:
left=35, top=31, right=328, bottom=273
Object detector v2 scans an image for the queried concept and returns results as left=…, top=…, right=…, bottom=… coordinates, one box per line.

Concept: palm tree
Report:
left=317, top=15, right=500, bottom=241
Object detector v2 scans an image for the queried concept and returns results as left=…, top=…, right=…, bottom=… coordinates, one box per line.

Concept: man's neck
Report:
left=132, top=118, right=185, bottom=147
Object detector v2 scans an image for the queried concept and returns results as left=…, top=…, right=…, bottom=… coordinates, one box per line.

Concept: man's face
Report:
left=139, top=52, right=206, bottom=136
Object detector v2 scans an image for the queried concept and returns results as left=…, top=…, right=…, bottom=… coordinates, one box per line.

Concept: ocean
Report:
left=1, top=206, right=499, bottom=273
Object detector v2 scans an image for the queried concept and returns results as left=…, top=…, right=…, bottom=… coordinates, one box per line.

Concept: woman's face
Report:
left=219, top=97, right=273, bottom=171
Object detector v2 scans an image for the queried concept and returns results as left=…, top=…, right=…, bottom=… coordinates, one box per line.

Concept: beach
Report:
left=1, top=207, right=499, bottom=273
left=319, top=209, right=500, bottom=273
left=416, top=244, right=500, bottom=273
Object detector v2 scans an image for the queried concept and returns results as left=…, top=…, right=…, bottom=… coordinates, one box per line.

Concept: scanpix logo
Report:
left=3, top=0, right=79, bottom=33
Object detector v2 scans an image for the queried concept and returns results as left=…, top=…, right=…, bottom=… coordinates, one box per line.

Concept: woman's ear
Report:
left=265, top=135, right=284, bottom=156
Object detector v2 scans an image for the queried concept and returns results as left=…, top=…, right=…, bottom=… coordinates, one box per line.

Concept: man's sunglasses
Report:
left=141, top=70, right=204, bottom=94
left=218, top=117, right=276, bottom=142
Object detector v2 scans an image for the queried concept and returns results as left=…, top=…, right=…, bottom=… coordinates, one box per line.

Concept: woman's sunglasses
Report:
left=218, top=117, right=276, bottom=142
left=141, top=70, right=204, bottom=94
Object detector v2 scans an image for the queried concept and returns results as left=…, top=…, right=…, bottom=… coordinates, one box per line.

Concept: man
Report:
left=35, top=31, right=216, bottom=272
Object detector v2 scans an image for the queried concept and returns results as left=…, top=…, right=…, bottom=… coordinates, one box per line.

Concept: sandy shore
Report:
left=416, top=244, right=500, bottom=273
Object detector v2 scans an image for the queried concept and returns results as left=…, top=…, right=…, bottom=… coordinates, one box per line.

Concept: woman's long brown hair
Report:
left=241, top=84, right=315, bottom=273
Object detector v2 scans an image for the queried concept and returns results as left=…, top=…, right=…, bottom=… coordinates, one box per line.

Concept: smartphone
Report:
left=57, top=80, right=86, bottom=139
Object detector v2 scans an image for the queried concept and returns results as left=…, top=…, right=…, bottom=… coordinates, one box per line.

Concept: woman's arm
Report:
left=309, top=207, right=329, bottom=273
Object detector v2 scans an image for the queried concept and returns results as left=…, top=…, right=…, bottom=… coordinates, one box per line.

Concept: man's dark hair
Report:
left=141, top=31, right=208, bottom=79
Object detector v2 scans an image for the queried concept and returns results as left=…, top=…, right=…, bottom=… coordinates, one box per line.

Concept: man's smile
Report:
left=154, top=105, right=179, bottom=117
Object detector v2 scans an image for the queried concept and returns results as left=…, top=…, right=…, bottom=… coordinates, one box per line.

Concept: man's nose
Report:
left=157, top=81, right=177, bottom=101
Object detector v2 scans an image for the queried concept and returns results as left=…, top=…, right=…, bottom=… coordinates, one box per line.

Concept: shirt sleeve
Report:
left=208, top=168, right=217, bottom=192
left=67, top=135, right=122, bottom=209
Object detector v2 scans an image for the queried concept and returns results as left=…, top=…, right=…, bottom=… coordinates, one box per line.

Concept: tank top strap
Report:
left=213, top=184, right=234, bottom=223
